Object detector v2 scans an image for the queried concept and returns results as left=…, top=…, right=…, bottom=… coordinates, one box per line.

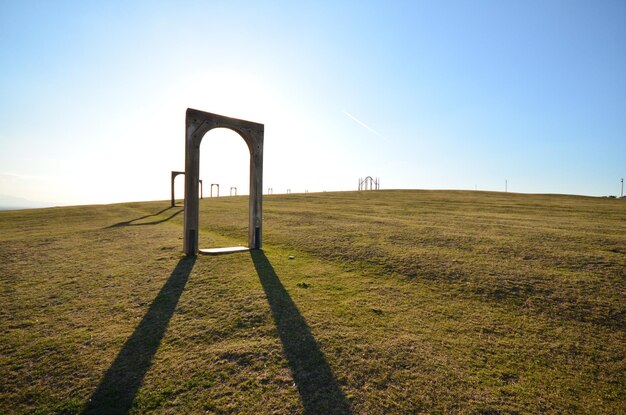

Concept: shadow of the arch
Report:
left=250, top=250, right=352, bottom=414
left=81, top=256, right=196, bottom=414
left=105, top=207, right=183, bottom=229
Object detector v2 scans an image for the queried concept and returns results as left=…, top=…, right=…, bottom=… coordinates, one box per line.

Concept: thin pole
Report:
left=621, top=178, right=624, bottom=198
left=505, top=179, right=508, bottom=193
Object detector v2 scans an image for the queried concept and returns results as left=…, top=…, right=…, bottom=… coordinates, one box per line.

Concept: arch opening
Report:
left=200, top=128, right=248, bottom=248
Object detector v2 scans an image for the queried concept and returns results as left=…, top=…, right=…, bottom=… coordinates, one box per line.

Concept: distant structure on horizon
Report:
left=171, top=171, right=202, bottom=207
left=358, top=176, right=380, bottom=191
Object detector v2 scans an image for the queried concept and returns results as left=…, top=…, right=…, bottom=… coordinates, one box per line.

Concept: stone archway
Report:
left=183, top=108, right=264, bottom=255
left=172, top=171, right=203, bottom=207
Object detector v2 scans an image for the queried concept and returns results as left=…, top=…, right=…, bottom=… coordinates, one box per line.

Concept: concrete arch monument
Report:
left=183, top=108, right=264, bottom=255
left=172, top=171, right=202, bottom=207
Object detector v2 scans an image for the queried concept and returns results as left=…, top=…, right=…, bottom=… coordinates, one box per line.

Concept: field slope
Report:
left=1, top=190, right=624, bottom=414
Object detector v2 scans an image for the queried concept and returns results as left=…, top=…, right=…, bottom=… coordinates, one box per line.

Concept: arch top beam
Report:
left=187, top=108, right=264, bottom=150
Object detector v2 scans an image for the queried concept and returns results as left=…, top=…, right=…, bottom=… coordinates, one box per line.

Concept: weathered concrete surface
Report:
left=183, top=108, right=264, bottom=255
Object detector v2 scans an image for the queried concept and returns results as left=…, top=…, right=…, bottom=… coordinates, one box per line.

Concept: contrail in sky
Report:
left=341, top=110, right=382, bottom=137
left=0, top=172, right=50, bottom=181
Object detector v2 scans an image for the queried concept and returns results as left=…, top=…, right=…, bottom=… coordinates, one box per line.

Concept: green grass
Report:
left=1, top=190, right=624, bottom=414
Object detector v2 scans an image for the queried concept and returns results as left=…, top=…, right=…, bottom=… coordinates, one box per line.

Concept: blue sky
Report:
left=1, top=0, right=625, bottom=206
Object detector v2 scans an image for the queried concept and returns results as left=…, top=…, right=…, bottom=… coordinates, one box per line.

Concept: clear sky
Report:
left=1, top=0, right=625, bottom=206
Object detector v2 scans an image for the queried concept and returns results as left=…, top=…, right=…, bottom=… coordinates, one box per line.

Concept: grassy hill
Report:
left=1, top=190, right=624, bottom=414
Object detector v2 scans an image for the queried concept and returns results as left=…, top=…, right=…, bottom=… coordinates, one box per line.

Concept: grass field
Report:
left=1, top=190, right=624, bottom=414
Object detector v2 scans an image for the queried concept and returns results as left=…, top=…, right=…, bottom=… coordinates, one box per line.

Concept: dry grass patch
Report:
left=1, top=191, right=624, bottom=414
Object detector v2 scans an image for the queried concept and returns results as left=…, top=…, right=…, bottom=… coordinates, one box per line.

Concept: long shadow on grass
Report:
left=105, top=207, right=183, bottom=229
left=82, top=256, right=196, bottom=415
left=251, top=250, right=352, bottom=414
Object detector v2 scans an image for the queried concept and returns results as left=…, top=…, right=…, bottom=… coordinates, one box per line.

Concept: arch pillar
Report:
left=183, top=108, right=264, bottom=255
